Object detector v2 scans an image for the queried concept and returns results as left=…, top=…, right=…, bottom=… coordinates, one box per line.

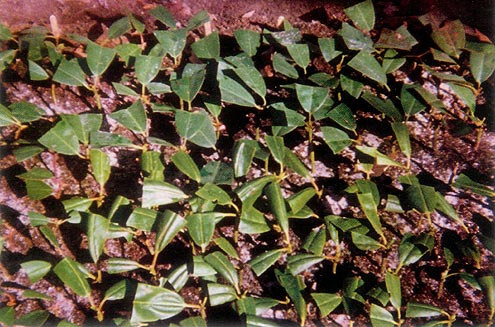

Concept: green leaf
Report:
left=153, top=210, right=187, bottom=254
left=431, top=19, right=465, bottom=58
left=283, top=148, right=311, bottom=179
left=14, top=310, right=49, bottom=327
left=61, top=113, right=102, bottom=145
left=375, top=25, right=418, bottom=50
left=24, top=180, right=52, bottom=200
left=187, top=212, right=217, bottom=251
left=398, top=234, right=428, bottom=268
left=287, top=188, right=316, bottom=215
left=90, top=131, right=135, bottom=148
left=135, top=55, right=162, bottom=86
left=0, top=23, right=12, bottom=40
left=287, top=254, right=324, bottom=275
left=338, top=22, right=373, bottom=51
left=370, top=304, right=396, bottom=327
left=344, top=0, right=375, bottom=31
left=275, top=269, right=307, bottom=325
left=0, top=306, right=14, bottom=326
left=234, top=65, right=266, bottom=99
left=249, top=249, right=284, bottom=276
left=28, top=60, right=49, bottom=81
left=102, top=279, right=129, bottom=303
left=0, top=49, right=16, bottom=71
left=431, top=48, right=457, bottom=63
left=53, top=58, right=87, bottom=87
left=479, top=275, right=495, bottom=320
left=234, top=30, right=260, bottom=57
left=265, top=135, right=285, bottom=165
left=272, top=52, right=299, bottom=79
left=186, top=10, right=210, bottom=31
left=245, top=315, right=281, bottom=327
left=153, top=29, right=186, bottom=60
left=295, top=84, right=328, bottom=114
left=356, top=145, right=403, bottom=167
left=191, top=31, right=220, bottom=59
left=141, top=151, right=165, bottom=181
left=218, top=74, right=257, bottom=108
left=86, top=213, right=109, bottom=263
left=348, top=51, right=387, bottom=86
left=115, top=43, right=141, bottom=66
left=318, top=37, right=342, bottom=62
left=320, top=126, right=352, bottom=154
left=21, top=260, right=52, bottom=283
left=167, top=263, right=189, bottom=292
left=287, top=44, right=310, bottom=72
left=38, top=120, right=80, bottom=155
left=131, top=283, right=185, bottom=323
left=200, top=161, right=234, bottom=185
left=385, top=271, right=401, bottom=310
left=214, top=237, right=239, bottom=259
left=108, top=17, right=132, bottom=38
left=110, top=99, right=147, bottom=134
left=53, top=258, right=92, bottom=297
left=447, top=82, right=476, bottom=113
left=0, top=103, right=20, bottom=126
left=28, top=212, right=50, bottom=226
left=236, top=175, right=277, bottom=207
left=340, top=74, right=363, bottom=99
left=18, top=167, right=53, bottom=180
left=453, top=173, right=495, bottom=197
left=175, top=109, right=216, bottom=148
left=435, top=192, right=467, bottom=231
left=391, top=122, right=411, bottom=159
left=86, top=41, right=116, bottom=76
left=13, top=146, right=44, bottom=162
left=401, top=84, right=427, bottom=118
left=171, top=64, right=206, bottom=104
left=196, top=183, right=231, bottom=205
left=193, top=255, right=217, bottom=277
left=207, top=283, right=237, bottom=306
left=204, top=251, right=239, bottom=291
left=172, top=150, right=201, bottom=183
left=382, top=49, right=406, bottom=73
left=239, top=206, right=270, bottom=234
left=142, top=178, right=188, bottom=208
left=328, top=103, right=357, bottom=132
left=312, top=293, right=342, bottom=317
left=127, top=207, right=158, bottom=232
left=469, top=43, right=495, bottom=84
left=356, top=192, right=383, bottom=239
left=302, top=227, right=326, bottom=256
left=107, top=258, right=143, bottom=274
left=362, top=91, right=402, bottom=122
left=232, top=139, right=258, bottom=177
left=90, top=149, right=110, bottom=187
left=405, top=302, right=444, bottom=318
left=351, top=232, right=382, bottom=251
left=404, top=184, right=437, bottom=214
left=149, top=5, right=176, bottom=28
left=265, top=182, right=289, bottom=237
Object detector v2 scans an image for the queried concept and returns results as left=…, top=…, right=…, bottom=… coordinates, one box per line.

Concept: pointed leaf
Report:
left=362, top=91, right=402, bottom=121
left=110, top=100, right=147, bottom=134
left=287, top=44, right=310, bottom=72
left=431, top=19, right=465, bottom=58
left=382, top=49, right=406, bottom=73
left=61, top=113, right=102, bottom=145
left=196, top=183, right=231, bottom=205
left=370, top=304, right=396, bottom=327
left=328, top=103, right=357, bottom=131
left=391, top=122, right=411, bottom=159
left=108, top=17, right=132, bottom=38
left=135, top=55, right=162, bottom=86
left=348, top=51, right=387, bottom=86
left=234, top=30, right=260, bottom=57
left=232, top=139, right=258, bottom=177
left=375, top=25, right=418, bottom=50
left=385, top=271, right=402, bottom=310
left=275, top=269, right=307, bottom=325
left=405, top=302, right=444, bottom=318
left=153, top=210, right=187, bottom=254
left=249, top=249, right=284, bottom=276
left=218, top=74, right=257, bottom=107
left=318, top=37, right=342, bottom=62
left=154, top=29, right=186, bottom=59
left=295, top=84, right=328, bottom=114
left=142, top=178, right=188, bottom=208
left=207, top=283, right=237, bottom=306
left=200, top=161, right=234, bottom=185
left=38, top=120, right=80, bottom=155
left=86, top=213, right=109, bottom=263
left=127, top=207, right=158, bottom=232
left=204, top=251, right=239, bottom=291
left=453, top=174, right=495, bottom=197
left=356, top=192, right=383, bottom=238
left=469, top=43, right=495, bottom=83
left=107, top=258, right=143, bottom=274
left=265, top=182, right=289, bottom=236
left=187, top=212, right=217, bottom=251
left=21, top=260, right=52, bottom=283
left=86, top=41, right=116, bottom=76
left=338, top=22, right=373, bottom=51
left=287, top=254, right=324, bottom=275
left=90, top=149, right=110, bottom=187
left=141, top=151, right=165, bottom=181
left=345, top=0, right=375, bottom=31
left=239, top=206, right=270, bottom=234
left=272, top=52, right=299, bottom=79
left=191, top=31, right=220, bottom=59
left=234, top=66, right=266, bottom=99
left=312, top=293, right=342, bottom=317
left=53, top=258, right=91, bottom=297
left=172, top=150, right=201, bottom=183
left=236, top=175, right=277, bottom=207
left=131, top=283, right=185, bottom=323
left=53, top=58, right=87, bottom=87
left=175, top=109, right=216, bottom=148
left=186, top=10, right=210, bottom=31
left=351, top=232, right=382, bottom=251
left=171, top=66, right=205, bottom=104
left=167, top=263, right=189, bottom=292
left=320, top=126, right=352, bottom=154
left=28, top=60, right=49, bottom=81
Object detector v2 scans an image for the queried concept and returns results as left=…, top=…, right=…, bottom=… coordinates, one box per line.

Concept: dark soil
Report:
left=0, top=0, right=494, bottom=326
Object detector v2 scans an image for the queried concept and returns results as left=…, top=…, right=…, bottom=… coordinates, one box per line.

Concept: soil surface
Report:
left=0, top=0, right=494, bottom=326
